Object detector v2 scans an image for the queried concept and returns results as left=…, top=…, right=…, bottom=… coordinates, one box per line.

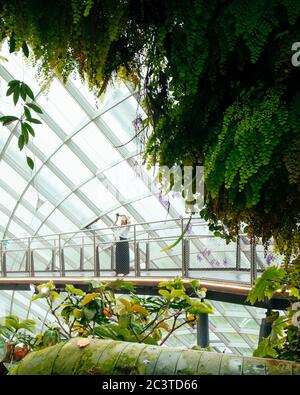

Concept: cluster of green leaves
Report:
left=30, top=277, right=213, bottom=347
left=247, top=256, right=300, bottom=361
left=0, top=79, right=43, bottom=170
left=0, top=315, right=36, bottom=372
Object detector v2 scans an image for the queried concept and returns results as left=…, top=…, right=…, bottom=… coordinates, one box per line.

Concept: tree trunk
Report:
left=9, top=338, right=300, bottom=375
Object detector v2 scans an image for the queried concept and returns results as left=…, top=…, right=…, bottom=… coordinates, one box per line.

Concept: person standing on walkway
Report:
left=112, top=214, right=131, bottom=276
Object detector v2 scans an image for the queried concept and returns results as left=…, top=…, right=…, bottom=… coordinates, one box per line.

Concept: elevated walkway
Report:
left=0, top=218, right=287, bottom=308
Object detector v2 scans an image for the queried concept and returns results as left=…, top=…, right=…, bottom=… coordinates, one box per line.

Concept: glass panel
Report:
left=101, top=95, right=142, bottom=150
left=73, top=123, right=122, bottom=169
left=31, top=122, right=61, bottom=156
left=0, top=124, right=10, bottom=152
left=37, top=78, right=88, bottom=134
left=104, top=161, right=149, bottom=200
left=35, top=166, right=70, bottom=204
left=70, top=75, right=131, bottom=113
left=0, top=161, right=27, bottom=194
left=47, top=209, right=77, bottom=232
left=59, top=194, right=95, bottom=225
left=80, top=178, right=119, bottom=211
left=51, top=145, right=92, bottom=185
left=0, top=186, right=17, bottom=210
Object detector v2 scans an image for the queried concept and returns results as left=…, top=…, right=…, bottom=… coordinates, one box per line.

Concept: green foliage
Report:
left=246, top=266, right=286, bottom=305
left=0, top=78, right=43, bottom=170
left=247, top=258, right=300, bottom=361
left=28, top=277, right=212, bottom=347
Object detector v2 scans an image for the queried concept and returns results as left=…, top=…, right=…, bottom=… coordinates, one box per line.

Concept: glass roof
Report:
left=0, top=43, right=272, bottom=356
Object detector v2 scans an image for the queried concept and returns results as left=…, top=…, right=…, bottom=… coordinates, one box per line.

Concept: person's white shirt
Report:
left=112, top=215, right=131, bottom=240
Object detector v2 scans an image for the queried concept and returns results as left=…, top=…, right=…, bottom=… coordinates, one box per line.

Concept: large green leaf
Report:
left=18, top=135, right=24, bottom=151
left=246, top=266, right=286, bottom=305
left=0, top=115, right=19, bottom=125
left=65, top=284, right=84, bottom=296
left=27, top=117, right=42, bottom=124
left=13, top=86, right=20, bottom=105
left=21, top=123, right=29, bottom=144
left=23, top=122, right=35, bottom=137
left=26, top=102, right=43, bottom=114
left=26, top=156, right=34, bottom=170
left=160, top=216, right=192, bottom=252
left=18, top=319, right=35, bottom=333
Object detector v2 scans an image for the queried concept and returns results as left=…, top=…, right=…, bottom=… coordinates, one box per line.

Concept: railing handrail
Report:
left=0, top=217, right=205, bottom=243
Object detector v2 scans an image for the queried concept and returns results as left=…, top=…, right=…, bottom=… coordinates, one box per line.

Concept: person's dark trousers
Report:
left=115, top=236, right=130, bottom=275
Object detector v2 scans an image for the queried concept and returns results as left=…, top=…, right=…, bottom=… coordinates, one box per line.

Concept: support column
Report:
left=258, top=309, right=273, bottom=344
left=197, top=312, right=209, bottom=348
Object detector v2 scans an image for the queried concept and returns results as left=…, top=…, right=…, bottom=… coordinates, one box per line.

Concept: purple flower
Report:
left=265, top=253, right=275, bottom=265
left=223, top=257, right=229, bottom=267
left=186, top=223, right=193, bottom=234
left=172, top=191, right=182, bottom=199
left=197, top=253, right=203, bottom=262
left=157, top=191, right=170, bottom=209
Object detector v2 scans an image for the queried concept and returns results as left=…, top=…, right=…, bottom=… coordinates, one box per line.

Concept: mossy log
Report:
left=9, top=338, right=300, bottom=375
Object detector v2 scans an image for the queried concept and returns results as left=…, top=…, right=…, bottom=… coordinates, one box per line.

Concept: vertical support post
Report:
left=145, top=242, right=150, bottom=271
left=94, top=245, right=100, bottom=277
left=197, top=312, right=210, bottom=348
left=236, top=235, right=241, bottom=271
left=181, top=217, right=185, bottom=277
left=250, top=238, right=257, bottom=286
left=258, top=309, right=272, bottom=344
left=135, top=241, right=140, bottom=277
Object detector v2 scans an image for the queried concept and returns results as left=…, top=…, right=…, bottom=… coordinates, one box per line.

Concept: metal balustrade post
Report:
left=145, top=242, right=150, bottom=271
left=250, top=238, right=257, bottom=286
left=236, top=235, right=241, bottom=271
left=80, top=247, right=84, bottom=271
left=93, top=230, right=97, bottom=276
left=51, top=248, right=55, bottom=271
left=0, top=241, right=2, bottom=277
left=111, top=245, right=115, bottom=271
left=27, top=237, right=31, bottom=275
left=25, top=250, right=29, bottom=273
left=94, top=245, right=100, bottom=277
left=2, top=251, right=7, bottom=277
left=30, top=250, right=35, bottom=277
left=135, top=241, right=141, bottom=277
left=59, top=235, right=65, bottom=277
left=134, top=225, right=138, bottom=277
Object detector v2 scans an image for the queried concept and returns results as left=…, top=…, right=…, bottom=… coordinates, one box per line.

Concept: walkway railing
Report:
left=0, top=217, right=279, bottom=286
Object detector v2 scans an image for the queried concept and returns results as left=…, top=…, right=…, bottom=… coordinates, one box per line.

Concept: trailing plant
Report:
left=0, top=1, right=299, bottom=260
